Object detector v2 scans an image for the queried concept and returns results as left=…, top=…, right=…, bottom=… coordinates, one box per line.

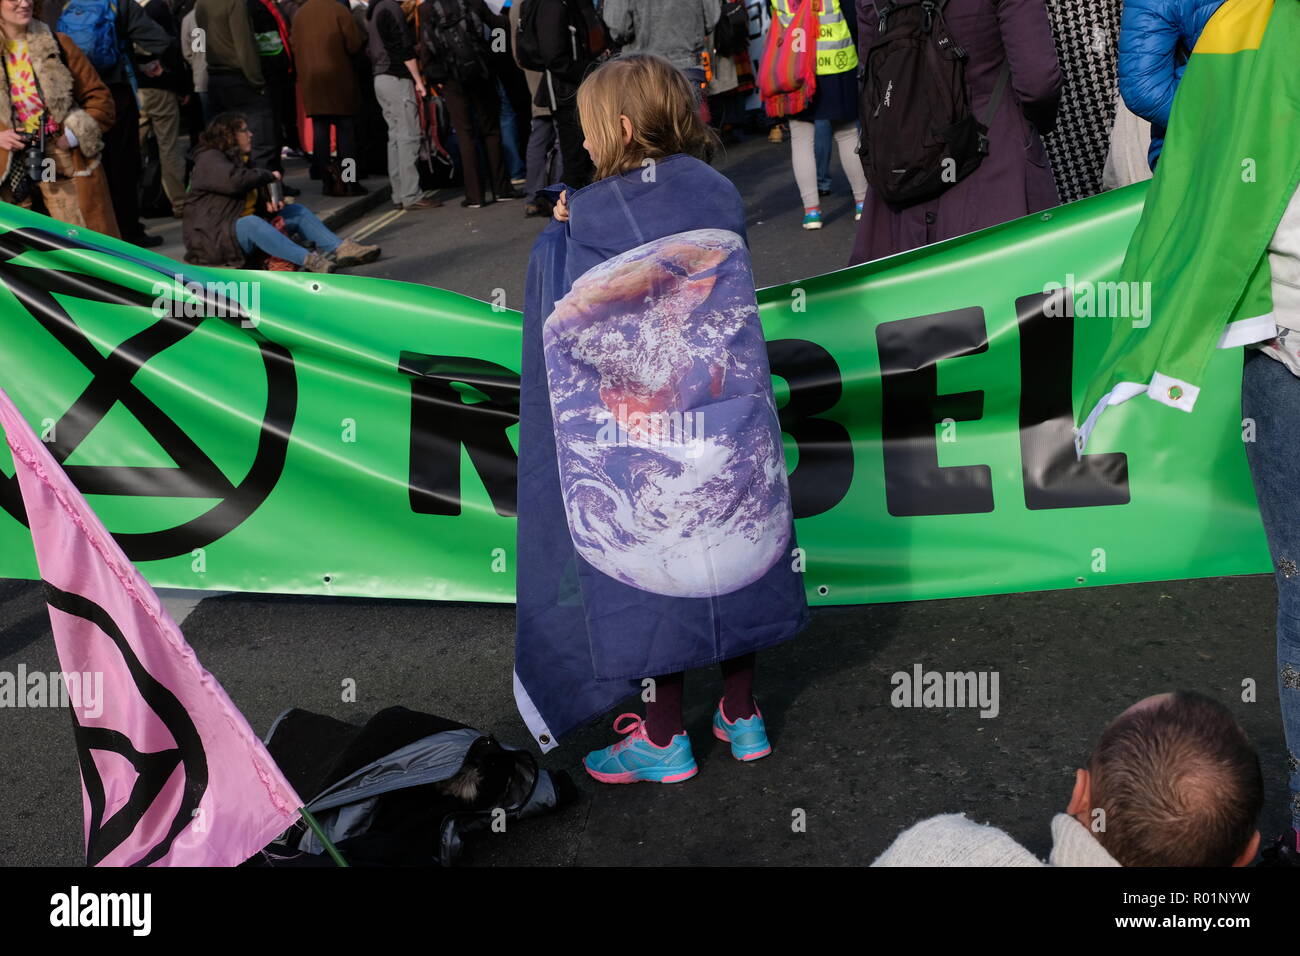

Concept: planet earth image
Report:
left=543, top=228, right=792, bottom=599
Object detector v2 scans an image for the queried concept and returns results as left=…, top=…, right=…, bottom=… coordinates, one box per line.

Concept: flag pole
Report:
left=299, top=807, right=349, bottom=867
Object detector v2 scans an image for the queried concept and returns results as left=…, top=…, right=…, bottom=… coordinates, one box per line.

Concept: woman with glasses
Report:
left=0, top=0, right=119, bottom=235
left=183, top=112, right=379, bottom=273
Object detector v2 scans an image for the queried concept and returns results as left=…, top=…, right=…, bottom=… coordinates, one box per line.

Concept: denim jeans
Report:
left=814, top=118, right=832, bottom=193
left=235, top=203, right=341, bottom=267
left=524, top=116, right=561, bottom=202
left=1241, top=349, right=1300, bottom=830
left=498, top=79, right=526, bottom=182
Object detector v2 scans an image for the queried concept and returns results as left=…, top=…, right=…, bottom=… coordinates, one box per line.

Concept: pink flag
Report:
left=0, top=388, right=302, bottom=866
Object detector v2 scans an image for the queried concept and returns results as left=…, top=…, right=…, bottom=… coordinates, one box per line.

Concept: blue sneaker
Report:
left=855, top=200, right=865, bottom=221
left=712, top=698, right=772, bottom=761
left=802, top=208, right=823, bottom=230
left=583, top=713, right=698, bottom=784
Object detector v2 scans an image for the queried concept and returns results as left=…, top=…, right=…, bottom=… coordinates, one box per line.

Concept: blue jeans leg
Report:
left=1242, top=349, right=1300, bottom=831
left=278, top=202, right=341, bottom=254
left=234, top=214, right=311, bottom=267
left=814, top=118, right=832, bottom=193
left=498, top=79, right=525, bottom=181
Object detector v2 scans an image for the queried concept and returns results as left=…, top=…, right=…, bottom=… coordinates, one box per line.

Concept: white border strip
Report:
left=513, top=669, right=558, bottom=753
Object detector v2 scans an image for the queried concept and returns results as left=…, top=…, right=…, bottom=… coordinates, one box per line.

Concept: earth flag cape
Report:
left=514, top=157, right=807, bottom=750
left=1076, top=0, right=1300, bottom=449
left=0, top=388, right=301, bottom=865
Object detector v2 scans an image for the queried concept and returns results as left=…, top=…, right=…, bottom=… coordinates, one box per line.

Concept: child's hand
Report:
left=553, top=190, right=570, bottom=223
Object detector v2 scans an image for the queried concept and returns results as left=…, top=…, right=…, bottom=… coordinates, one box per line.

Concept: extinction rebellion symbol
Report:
left=0, top=227, right=297, bottom=561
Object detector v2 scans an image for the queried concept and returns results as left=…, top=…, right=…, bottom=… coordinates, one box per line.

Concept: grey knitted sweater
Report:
left=871, top=813, right=1122, bottom=867
left=601, top=0, right=721, bottom=72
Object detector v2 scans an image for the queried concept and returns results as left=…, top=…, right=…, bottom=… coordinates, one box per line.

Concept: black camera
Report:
left=6, top=130, right=44, bottom=203
left=19, top=131, right=45, bottom=183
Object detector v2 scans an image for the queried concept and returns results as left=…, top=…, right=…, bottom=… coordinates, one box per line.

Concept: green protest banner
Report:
left=0, top=184, right=1271, bottom=605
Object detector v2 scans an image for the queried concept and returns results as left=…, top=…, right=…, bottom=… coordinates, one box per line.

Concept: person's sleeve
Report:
left=1117, top=0, right=1183, bottom=128
left=337, top=3, right=367, bottom=55
left=378, top=7, right=415, bottom=64
left=994, top=0, right=1062, bottom=134
left=124, top=0, right=172, bottom=57
left=704, top=0, right=721, bottom=34
left=230, top=0, right=267, bottom=87
left=601, top=0, right=633, bottom=43
left=191, top=153, right=278, bottom=195
left=57, top=35, right=115, bottom=159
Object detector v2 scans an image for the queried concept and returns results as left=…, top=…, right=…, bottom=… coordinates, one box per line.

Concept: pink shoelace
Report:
left=608, top=713, right=649, bottom=753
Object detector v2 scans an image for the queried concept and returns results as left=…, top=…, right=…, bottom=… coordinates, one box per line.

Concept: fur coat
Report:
left=0, top=21, right=119, bottom=237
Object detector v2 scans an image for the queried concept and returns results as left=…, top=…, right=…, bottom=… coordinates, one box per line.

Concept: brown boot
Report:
left=331, top=238, right=380, bottom=268
left=301, top=251, right=336, bottom=273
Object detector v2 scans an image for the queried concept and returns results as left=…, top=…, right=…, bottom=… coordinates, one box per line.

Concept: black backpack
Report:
left=425, top=0, right=491, bottom=83
left=713, top=0, right=750, bottom=57
left=857, top=0, right=1010, bottom=207
left=516, top=0, right=606, bottom=75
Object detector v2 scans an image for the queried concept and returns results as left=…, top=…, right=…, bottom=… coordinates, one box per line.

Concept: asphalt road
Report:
left=0, top=132, right=1292, bottom=866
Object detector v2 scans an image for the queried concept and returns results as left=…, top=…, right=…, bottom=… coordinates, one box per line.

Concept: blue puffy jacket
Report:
left=1117, top=0, right=1224, bottom=168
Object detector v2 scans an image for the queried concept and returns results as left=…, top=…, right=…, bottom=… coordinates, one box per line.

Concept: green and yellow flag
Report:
left=1078, top=0, right=1300, bottom=448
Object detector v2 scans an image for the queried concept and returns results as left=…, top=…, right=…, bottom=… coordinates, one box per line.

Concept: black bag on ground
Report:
left=857, top=0, right=1010, bottom=207
left=255, top=706, right=569, bottom=866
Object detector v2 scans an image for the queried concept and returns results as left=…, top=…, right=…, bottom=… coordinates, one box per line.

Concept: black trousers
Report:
left=310, top=115, right=357, bottom=175
left=440, top=77, right=508, bottom=204
left=207, top=72, right=277, bottom=171
left=101, top=83, right=143, bottom=238
left=552, top=102, right=592, bottom=191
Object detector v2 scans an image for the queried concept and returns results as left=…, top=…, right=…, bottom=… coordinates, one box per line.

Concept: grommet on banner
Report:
left=1168, top=385, right=1184, bottom=401
left=817, top=585, right=829, bottom=596
left=309, top=282, right=321, bottom=293
left=1040, top=212, right=1052, bottom=221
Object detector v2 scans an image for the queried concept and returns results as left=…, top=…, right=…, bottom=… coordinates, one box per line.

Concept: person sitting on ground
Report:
left=873, top=691, right=1263, bottom=867
left=183, top=111, right=378, bottom=273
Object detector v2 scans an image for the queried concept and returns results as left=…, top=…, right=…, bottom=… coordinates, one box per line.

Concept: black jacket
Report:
left=529, top=0, right=595, bottom=109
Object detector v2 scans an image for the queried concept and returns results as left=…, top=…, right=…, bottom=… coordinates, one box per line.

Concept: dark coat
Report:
left=514, top=155, right=808, bottom=749
left=849, top=0, right=1062, bottom=265
left=183, top=146, right=277, bottom=266
left=292, top=0, right=366, bottom=115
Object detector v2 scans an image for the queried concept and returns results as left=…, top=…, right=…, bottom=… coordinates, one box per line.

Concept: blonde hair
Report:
left=576, top=54, right=719, bottom=182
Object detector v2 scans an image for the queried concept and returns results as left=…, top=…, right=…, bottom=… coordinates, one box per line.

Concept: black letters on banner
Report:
left=877, top=307, right=994, bottom=516
left=1016, top=291, right=1129, bottom=508
left=767, top=339, right=854, bottom=518
left=399, top=354, right=521, bottom=517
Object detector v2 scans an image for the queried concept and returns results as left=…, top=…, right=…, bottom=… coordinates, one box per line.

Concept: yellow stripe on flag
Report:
left=1195, top=0, right=1274, bottom=53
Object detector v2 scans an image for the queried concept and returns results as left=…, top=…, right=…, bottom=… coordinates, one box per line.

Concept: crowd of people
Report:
left=0, top=0, right=1213, bottom=269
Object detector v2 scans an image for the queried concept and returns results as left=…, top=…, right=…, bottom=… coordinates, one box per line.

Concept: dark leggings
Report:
left=644, top=653, right=757, bottom=746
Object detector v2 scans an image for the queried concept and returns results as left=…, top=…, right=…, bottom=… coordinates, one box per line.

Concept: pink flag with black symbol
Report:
left=0, top=388, right=301, bottom=866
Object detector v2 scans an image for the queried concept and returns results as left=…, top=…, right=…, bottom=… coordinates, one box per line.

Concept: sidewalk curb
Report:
left=320, top=183, right=393, bottom=233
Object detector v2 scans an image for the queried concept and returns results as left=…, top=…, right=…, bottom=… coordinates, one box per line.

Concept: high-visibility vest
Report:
left=770, top=0, right=858, bottom=76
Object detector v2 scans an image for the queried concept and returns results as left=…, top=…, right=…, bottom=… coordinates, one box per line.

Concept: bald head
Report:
left=1088, top=691, right=1262, bottom=867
